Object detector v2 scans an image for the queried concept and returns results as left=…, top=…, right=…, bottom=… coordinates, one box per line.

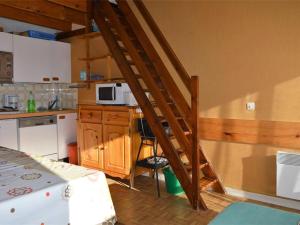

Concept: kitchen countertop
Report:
left=0, top=109, right=77, bottom=120
left=78, top=103, right=140, bottom=109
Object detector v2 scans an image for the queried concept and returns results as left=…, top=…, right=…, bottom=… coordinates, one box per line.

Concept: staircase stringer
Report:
left=117, top=0, right=192, bottom=127
left=98, top=0, right=192, bottom=158
left=93, top=3, right=195, bottom=204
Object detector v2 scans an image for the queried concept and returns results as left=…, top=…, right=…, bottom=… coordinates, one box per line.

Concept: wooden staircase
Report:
left=92, top=0, right=225, bottom=210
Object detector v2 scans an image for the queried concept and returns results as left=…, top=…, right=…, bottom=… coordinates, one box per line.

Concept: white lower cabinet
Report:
left=0, top=119, right=18, bottom=150
left=19, top=123, right=58, bottom=158
left=57, top=113, right=77, bottom=159
left=0, top=113, right=76, bottom=160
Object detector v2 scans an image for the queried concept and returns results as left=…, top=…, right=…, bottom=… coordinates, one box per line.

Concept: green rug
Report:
left=208, top=202, right=300, bottom=225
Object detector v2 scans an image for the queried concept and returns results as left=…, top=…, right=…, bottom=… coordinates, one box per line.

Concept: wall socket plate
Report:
left=246, top=102, right=256, bottom=111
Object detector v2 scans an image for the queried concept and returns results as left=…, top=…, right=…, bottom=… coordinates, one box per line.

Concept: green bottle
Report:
left=27, top=91, right=36, bottom=113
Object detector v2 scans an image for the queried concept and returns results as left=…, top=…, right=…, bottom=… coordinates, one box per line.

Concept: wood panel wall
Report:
left=199, top=118, right=300, bottom=149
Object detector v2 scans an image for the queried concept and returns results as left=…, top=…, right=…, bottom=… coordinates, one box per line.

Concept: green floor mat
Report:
left=209, top=202, right=300, bottom=225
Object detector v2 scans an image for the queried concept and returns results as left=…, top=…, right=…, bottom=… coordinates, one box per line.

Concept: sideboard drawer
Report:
left=103, top=111, right=129, bottom=125
left=80, top=110, right=102, bottom=123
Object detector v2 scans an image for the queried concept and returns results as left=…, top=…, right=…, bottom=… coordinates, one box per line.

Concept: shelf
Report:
left=82, top=77, right=125, bottom=83
left=78, top=54, right=112, bottom=61
left=78, top=32, right=101, bottom=39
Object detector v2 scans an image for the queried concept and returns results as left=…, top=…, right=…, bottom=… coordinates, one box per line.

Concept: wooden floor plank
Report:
left=107, top=176, right=300, bottom=225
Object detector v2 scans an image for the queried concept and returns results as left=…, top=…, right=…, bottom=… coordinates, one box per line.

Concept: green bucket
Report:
left=163, top=167, right=184, bottom=195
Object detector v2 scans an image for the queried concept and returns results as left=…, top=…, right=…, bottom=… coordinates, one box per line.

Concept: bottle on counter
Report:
left=27, top=91, right=36, bottom=113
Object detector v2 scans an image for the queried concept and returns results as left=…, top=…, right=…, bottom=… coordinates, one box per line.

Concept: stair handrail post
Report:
left=191, top=75, right=200, bottom=209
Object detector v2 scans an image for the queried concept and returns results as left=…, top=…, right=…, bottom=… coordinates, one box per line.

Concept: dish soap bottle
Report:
left=27, top=91, right=36, bottom=113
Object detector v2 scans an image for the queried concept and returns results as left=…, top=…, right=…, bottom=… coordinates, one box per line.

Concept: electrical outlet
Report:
left=246, top=102, right=256, bottom=111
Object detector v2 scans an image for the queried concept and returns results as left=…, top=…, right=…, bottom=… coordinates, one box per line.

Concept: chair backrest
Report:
left=137, top=118, right=155, bottom=139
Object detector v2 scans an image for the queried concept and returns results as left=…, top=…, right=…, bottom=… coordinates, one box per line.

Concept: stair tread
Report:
left=151, top=101, right=173, bottom=106
left=168, top=131, right=191, bottom=139
left=127, top=59, right=152, bottom=66
left=143, top=88, right=165, bottom=92
left=119, top=46, right=128, bottom=52
left=127, top=60, right=135, bottom=65
left=199, top=177, right=218, bottom=191
left=158, top=116, right=183, bottom=122
left=184, top=161, right=209, bottom=170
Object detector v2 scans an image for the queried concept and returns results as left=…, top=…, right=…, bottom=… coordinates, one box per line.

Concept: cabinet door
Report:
left=50, top=41, right=71, bottom=83
left=79, top=123, right=104, bottom=170
left=57, top=113, right=77, bottom=159
left=0, top=32, right=13, bottom=52
left=13, top=35, right=51, bottom=82
left=103, top=125, right=130, bottom=175
left=0, top=119, right=18, bottom=150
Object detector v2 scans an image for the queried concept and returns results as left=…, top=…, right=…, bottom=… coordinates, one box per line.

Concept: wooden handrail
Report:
left=118, top=0, right=192, bottom=126
left=133, top=0, right=191, bottom=92
left=191, top=76, right=200, bottom=209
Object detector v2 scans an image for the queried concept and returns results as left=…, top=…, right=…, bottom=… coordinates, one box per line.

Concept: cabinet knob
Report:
left=88, top=112, right=93, bottom=117
left=43, top=77, right=50, bottom=82
left=58, top=115, right=65, bottom=120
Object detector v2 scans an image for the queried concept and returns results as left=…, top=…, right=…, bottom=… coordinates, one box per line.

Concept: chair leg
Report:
left=153, top=139, right=160, bottom=197
left=130, top=139, right=144, bottom=189
left=155, top=169, right=160, bottom=197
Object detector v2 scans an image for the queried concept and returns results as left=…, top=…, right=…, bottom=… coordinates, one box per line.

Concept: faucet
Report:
left=48, top=95, right=58, bottom=110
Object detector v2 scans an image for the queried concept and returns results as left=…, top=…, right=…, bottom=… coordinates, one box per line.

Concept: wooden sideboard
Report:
left=77, top=104, right=150, bottom=183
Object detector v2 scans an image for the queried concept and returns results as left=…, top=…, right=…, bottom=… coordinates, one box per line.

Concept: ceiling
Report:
left=0, top=0, right=87, bottom=32
left=0, top=17, right=60, bottom=34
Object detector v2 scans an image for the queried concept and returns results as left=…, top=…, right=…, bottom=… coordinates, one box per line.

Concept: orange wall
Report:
left=71, top=36, right=121, bottom=104
left=131, top=0, right=300, bottom=196
left=72, top=1, right=300, bottom=197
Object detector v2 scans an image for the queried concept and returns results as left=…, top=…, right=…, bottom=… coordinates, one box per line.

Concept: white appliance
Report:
left=57, top=113, right=77, bottom=159
left=277, top=151, right=300, bottom=200
left=96, top=82, right=137, bottom=105
left=4, top=94, right=18, bottom=109
left=19, top=116, right=58, bottom=160
left=0, top=119, right=18, bottom=150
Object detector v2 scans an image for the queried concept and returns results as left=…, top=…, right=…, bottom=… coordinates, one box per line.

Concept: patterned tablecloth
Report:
left=0, top=147, right=116, bottom=225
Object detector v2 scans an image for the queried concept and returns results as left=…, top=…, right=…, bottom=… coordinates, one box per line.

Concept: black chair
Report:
left=131, top=118, right=168, bottom=197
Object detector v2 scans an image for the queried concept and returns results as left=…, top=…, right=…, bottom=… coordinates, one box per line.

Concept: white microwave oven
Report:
left=96, top=82, right=137, bottom=105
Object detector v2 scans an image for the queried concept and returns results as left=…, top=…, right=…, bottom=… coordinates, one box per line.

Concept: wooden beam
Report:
left=0, top=4, right=71, bottom=31
left=0, top=0, right=86, bottom=25
left=64, top=7, right=86, bottom=25
left=0, top=0, right=65, bottom=19
left=56, top=28, right=86, bottom=39
left=48, top=0, right=87, bottom=12
left=199, top=118, right=300, bottom=149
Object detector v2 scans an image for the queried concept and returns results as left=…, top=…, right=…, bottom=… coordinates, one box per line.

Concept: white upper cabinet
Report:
left=13, top=35, right=52, bottom=83
left=13, top=35, right=71, bottom=83
left=50, top=41, right=71, bottom=83
left=0, top=32, right=13, bottom=52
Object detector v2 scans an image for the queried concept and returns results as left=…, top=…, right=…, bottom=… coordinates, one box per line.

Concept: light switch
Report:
left=246, top=102, right=256, bottom=111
